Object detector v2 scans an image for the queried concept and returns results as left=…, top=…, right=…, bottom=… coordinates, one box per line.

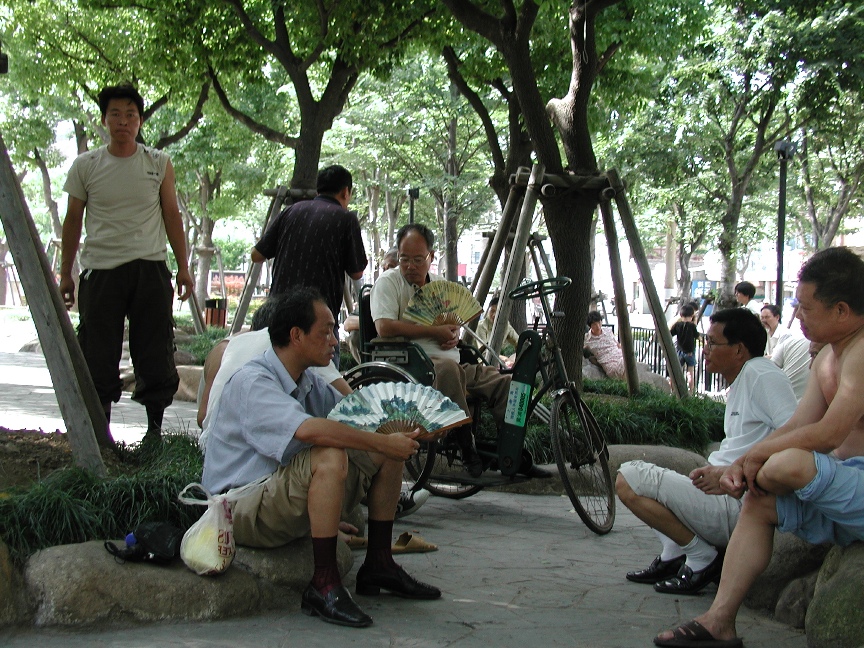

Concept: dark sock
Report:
left=310, top=536, right=341, bottom=595
left=145, top=405, right=164, bottom=436
left=363, top=519, right=398, bottom=572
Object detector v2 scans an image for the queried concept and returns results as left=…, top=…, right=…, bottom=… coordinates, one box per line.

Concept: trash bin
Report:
left=204, top=298, right=227, bottom=328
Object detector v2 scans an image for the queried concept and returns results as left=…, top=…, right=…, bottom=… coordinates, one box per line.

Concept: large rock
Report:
left=744, top=531, right=830, bottom=613
left=493, top=445, right=707, bottom=495
left=774, top=571, right=818, bottom=629
left=235, top=540, right=353, bottom=590
left=581, top=359, right=672, bottom=394
left=805, top=542, right=864, bottom=648
left=23, top=537, right=354, bottom=627
left=175, top=365, right=203, bottom=403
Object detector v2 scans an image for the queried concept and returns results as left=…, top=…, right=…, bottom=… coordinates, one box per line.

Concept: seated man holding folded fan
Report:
left=370, top=223, right=548, bottom=479
left=202, top=288, right=440, bottom=628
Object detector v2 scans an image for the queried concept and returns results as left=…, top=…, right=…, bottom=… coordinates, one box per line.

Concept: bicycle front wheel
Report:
left=550, top=389, right=615, bottom=534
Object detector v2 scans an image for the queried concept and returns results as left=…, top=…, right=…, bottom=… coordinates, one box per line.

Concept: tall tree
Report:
left=440, top=0, right=707, bottom=377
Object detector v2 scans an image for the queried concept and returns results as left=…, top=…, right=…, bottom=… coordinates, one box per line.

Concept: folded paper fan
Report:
left=327, top=382, right=470, bottom=438
left=403, top=281, right=482, bottom=327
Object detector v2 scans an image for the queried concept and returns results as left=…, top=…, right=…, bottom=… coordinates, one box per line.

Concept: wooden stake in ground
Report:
left=0, top=131, right=107, bottom=476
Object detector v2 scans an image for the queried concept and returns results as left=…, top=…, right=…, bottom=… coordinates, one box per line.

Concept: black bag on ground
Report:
left=104, top=521, right=184, bottom=564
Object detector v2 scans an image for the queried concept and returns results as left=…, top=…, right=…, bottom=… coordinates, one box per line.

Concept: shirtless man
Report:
left=655, top=246, right=864, bottom=648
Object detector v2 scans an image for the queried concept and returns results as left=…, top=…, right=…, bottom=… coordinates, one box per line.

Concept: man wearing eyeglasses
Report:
left=655, top=247, right=864, bottom=648
left=252, top=165, right=367, bottom=369
left=369, top=223, right=542, bottom=479
left=618, top=308, right=796, bottom=597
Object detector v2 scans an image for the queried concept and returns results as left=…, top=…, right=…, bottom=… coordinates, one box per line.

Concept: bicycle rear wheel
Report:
left=407, top=436, right=485, bottom=499
left=343, top=362, right=434, bottom=492
left=550, top=388, right=615, bottom=534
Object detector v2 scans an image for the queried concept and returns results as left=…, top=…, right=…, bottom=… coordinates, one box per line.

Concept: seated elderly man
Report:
left=370, top=223, right=548, bottom=479
left=655, top=246, right=864, bottom=648
left=202, top=288, right=439, bottom=628
left=618, top=308, right=796, bottom=596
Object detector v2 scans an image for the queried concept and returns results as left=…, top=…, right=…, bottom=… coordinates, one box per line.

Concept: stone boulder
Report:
left=493, top=445, right=707, bottom=496
left=21, top=538, right=353, bottom=627
left=174, top=365, right=203, bottom=403
left=774, top=571, right=818, bottom=629
left=805, top=542, right=864, bottom=648
left=173, top=349, right=198, bottom=367
left=744, top=531, right=830, bottom=613
left=581, top=359, right=671, bottom=394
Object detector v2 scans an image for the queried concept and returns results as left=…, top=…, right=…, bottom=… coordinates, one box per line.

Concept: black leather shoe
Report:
left=625, top=555, right=686, bottom=584
left=519, top=464, right=553, bottom=479
left=462, top=445, right=483, bottom=478
left=654, top=552, right=724, bottom=595
left=356, top=563, right=441, bottom=599
left=301, top=583, right=373, bottom=627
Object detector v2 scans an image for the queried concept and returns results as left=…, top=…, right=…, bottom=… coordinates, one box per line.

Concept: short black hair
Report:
left=97, top=84, right=145, bottom=119
left=488, top=296, right=500, bottom=308
left=760, top=303, right=782, bottom=322
left=734, top=281, right=756, bottom=299
left=680, top=304, right=695, bottom=318
left=798, top=246, right=864, bottom=315
left=251, top=296, right=281, bottom=331
left=316, top=165, right=352, bottom=195
left=709, top=307, right=767, bottom=358
left=396, top=223, right=435, bottom=251
left=268, top=288, right=328, bottom=348
left=587, top=311, right=603, bottom=325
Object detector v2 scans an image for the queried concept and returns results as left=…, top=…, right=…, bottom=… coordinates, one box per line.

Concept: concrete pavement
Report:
left=0, top=343, right=806, bottom=647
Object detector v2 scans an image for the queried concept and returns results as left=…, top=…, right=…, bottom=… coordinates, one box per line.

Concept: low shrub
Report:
left=0, top=432, right=204, bottom=566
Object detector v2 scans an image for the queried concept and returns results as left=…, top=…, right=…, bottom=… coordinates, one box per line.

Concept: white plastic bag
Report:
left=177, top=483, right=235, bottom=576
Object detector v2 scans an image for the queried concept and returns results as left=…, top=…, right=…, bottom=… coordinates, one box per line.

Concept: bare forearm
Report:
left=375, top=318, right=431, bottom=340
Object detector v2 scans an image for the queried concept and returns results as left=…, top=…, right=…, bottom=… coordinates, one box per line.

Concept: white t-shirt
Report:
left=772, top=336, right=811, bottom=401
left=199, top=329, right=341, bottom=451
left=708, top=356, right=797, bottom=466
left=369, top=268, right=460, bottom=362
left=63, top=144, right=169, bottom=269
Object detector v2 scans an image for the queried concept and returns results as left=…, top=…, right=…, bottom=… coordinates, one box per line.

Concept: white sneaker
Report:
left=395, top=488, right=431, bottom=519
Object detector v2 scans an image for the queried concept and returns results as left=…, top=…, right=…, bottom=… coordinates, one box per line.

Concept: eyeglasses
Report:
left=703, top=338, right=737, bottom=350
left=398, top=253, right=431, bottom=267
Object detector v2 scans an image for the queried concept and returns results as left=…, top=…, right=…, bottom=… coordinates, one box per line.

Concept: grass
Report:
left=176, top=326, right=230, bottom=364
left=0, top=431, right=204, bottom=566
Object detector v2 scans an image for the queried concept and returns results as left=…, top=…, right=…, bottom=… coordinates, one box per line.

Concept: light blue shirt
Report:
left=201, top=347, right=342, bottom=494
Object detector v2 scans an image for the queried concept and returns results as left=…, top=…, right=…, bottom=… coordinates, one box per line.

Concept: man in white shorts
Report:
left=655, top=246, right=864, bottom=648
left=617, top=308, right=796, bottom=595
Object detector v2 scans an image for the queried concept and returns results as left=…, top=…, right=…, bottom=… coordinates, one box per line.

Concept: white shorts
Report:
left=618, top=460, right=741, bottom=548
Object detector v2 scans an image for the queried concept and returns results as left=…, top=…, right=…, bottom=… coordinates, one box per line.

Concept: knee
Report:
left=312, top=447, right=349, bottom=480
left=757, top=448, right=815, bottom=493
left=615, top=471, right=636, bottom=503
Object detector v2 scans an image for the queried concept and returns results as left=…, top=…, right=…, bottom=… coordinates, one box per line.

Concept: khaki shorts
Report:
left=618, top=460, right=742, bottom=548
left=231, top=447, right=378, bottom=548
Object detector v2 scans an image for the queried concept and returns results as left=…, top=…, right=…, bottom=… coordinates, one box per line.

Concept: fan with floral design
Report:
left=403, top=281, right=482, bottom=327
left=327, top=382, right=470, bottom=440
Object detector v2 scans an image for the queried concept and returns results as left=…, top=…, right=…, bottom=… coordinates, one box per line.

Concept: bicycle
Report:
left=400, top=276, right=615, bottom=534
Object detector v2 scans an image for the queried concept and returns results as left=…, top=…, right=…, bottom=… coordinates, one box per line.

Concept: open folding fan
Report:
left=403, top=281, right=482, bottom=327
left=327, top=382, right=470, bottom=440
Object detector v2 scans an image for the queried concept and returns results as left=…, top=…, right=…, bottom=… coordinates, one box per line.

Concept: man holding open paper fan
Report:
left=202, top=288, right=440, bottom=628
left=371, top=223, right=550, bottom=479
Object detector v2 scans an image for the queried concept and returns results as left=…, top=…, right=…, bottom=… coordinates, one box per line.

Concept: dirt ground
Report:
left=0, top=427, right=129, bottom=492
left=0, top=427, right=74, bottom=491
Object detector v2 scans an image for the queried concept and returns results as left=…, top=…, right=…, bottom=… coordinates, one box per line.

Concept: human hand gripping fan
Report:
left=327, top=382, right=470, bottom=442
left=403, top=281, right=482, bottom=327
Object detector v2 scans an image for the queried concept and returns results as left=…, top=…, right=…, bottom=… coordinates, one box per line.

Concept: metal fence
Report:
left=631, top=327, right=727, bottom=394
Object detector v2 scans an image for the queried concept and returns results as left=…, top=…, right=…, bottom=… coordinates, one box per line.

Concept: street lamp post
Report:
left=407, top=187, right=419, bottom=224
left=774, top=140, right=796, bottom=304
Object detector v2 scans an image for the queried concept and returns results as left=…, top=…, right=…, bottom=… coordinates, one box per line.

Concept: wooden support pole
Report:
left=472, top=183, right=523, bottom=310
left=488, top=164, right=544, bottom=361
left=0, top=133, right=107, bottom=474
left=606, top=169, right=688, bottom=397
left=599, top=200, right=640, bottom=396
